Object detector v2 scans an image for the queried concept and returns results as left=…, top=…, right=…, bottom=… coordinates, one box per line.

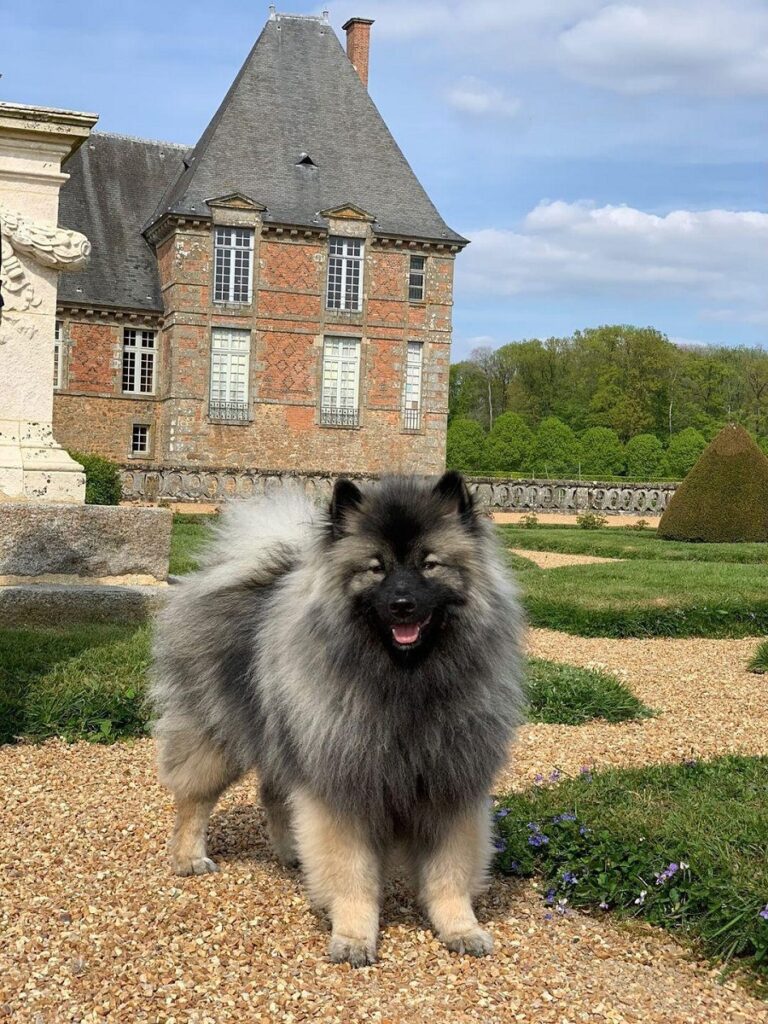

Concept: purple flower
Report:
left=528, top=832, right=549, bottom=848
left=544, top=888, right=556, bottom=905
left=655, top=863, right=679, bottom=885
left=543, top=912, right=553, bottom=921
left=494, top=808, right=509, bottom=820
left=683, top=758, right=698, bottom=767
left=556, top=899, right=569, bottom=915
left=580, top=766, right=593, bottom=782
left=599, top=901, right=609, bottom=910
left=759, top=905, right=768, bottom=921
left=579, top=825, right=590, bottom=837
left=493, top=837, right=507, bottom=853
left=533, top=773, right=545, bottom=785
left=553, top=811, right=577, bottom=824
left=549, top=769, right=562, bottom=783
left=562, top=871, right=577, bottom=885
left=508, top=861, right=520, bottom=874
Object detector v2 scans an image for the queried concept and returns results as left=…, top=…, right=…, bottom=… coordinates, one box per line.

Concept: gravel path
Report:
left=509, top=548, right=620, bottom=569
left=2, top=631, right=767, bottom=1022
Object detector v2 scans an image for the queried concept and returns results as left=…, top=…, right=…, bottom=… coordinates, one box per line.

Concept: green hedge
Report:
left=68, top=451, right=123, bottom=505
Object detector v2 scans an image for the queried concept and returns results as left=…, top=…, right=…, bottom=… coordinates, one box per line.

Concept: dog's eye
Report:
left=422, top=557, right=441, bottom=571
left=367, top=559, right=385, bottom=575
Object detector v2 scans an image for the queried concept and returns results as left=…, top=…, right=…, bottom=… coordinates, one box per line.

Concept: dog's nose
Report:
left=389, top=595, right=417, bottom=618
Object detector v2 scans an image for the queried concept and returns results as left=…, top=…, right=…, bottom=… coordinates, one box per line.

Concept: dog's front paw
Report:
left=328, top=934, right=377, bottom=967
left=442, top=926, right=494, bottom=957
left=172, top=855, right=219, bottom=877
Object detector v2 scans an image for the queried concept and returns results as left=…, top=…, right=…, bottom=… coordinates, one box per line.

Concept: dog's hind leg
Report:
left=260, top=779, right=298, bottom=867
left=417, top=803, right=494, bottom=957
left=156, top=718, right=242, bottom=877
left=290, top=789, right=380, bottom=967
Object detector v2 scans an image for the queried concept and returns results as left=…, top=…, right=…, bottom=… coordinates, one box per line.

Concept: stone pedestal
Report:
left=0, top=102, right=98, bottom=502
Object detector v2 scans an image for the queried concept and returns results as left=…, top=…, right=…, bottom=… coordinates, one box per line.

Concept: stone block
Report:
left=0, top=502, right=172, bottom=580
left=0, top=583, right=167, bottom=626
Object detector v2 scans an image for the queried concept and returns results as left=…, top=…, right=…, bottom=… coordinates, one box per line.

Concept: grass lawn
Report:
left=499, top=524, right=768, bottom=564
left=0, top=613, right=645, bottom=743
left=169, top=514, right=215, bottom=575
left=493, top=756, right=768, bottom=993
left=509, top=554, right=768, bottom=638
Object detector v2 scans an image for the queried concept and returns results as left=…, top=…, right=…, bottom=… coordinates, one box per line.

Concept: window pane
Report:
left=402, top=341, right=423, bottom=429
left=326, top=236, right=363, bottom=311
left=321, top=336, right=360, bottom=425
left=214, top=227, right=253, bottom=303
left=132, top=424, right=149, bottom=454
left=209, top=328, right=250, bottom=419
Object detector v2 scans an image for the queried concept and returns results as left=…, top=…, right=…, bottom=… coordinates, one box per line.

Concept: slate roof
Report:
left=58, top=134, right=188, bottom=311
left=58, top=13, right=465, bottom=312
left=150, top=14, right=465, bottom=244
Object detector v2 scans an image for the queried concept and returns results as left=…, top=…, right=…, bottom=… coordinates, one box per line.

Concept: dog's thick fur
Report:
left=151, top=472, right=524, bottom=965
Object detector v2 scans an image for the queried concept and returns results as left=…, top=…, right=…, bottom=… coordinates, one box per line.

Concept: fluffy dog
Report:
left=151, top=472, right=524, bottom=965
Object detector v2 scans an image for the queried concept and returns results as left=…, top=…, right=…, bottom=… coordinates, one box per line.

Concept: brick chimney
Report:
left=342, top=17, right=374, bottom=88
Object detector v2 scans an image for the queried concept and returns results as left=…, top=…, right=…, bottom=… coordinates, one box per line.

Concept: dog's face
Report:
left=326, top=472, right=481, bottom=660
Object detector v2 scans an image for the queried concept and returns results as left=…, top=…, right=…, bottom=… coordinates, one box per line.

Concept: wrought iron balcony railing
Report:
left=208, top=399, right=250, bottom=422
left=320, top=405, right=359, bottom=427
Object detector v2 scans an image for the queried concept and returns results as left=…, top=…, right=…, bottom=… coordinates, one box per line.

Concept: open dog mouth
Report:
left=391, top=614, right=432, bottom=648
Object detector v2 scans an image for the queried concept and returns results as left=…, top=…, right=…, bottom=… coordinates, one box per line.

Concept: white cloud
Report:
left=558, top=2, right=768, bottom=96
left=445, top=76, right=521, bottom=117
left=457, top=201, right=768, bottom=326
left=329, top=0, right=768, bottom=97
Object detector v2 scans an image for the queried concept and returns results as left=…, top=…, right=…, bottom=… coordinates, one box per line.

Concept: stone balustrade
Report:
left=120, top=465, right=677, bottom=516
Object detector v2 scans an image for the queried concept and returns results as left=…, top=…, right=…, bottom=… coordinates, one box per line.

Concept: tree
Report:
left=446, top=418, right=486, bottom=472
left=528, top=417, right=580, bottom=477
left=624, top=434, right=665, bottom=479
left=449, top=362, right=487, bottom=425
left=578, top=427, right=624, bottom=478
left=482, top=413, right=534, bottom=473
left=663, top=428, right=707, bottom=479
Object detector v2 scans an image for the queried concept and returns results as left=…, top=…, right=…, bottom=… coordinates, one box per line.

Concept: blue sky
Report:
left=4, top=0, right=767, bottom=359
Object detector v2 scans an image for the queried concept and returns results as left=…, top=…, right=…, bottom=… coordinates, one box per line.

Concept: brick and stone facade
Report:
left=52, top=12, right=466, bottom=478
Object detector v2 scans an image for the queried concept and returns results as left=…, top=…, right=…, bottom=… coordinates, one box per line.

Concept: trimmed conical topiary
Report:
left=658, top=424, right=768, bottom=542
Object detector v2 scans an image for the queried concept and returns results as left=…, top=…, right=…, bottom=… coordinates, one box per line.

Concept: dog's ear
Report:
left=432, top=471, right=476, bottom=527
left=329, top=478, right=364, bottom=538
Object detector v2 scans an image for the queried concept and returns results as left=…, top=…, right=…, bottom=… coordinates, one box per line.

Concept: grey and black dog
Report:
left=151, top=472, right=524, bottom=966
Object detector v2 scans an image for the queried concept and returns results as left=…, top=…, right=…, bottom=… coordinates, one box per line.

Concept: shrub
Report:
left=662, top=428, right=707, bottom=479
left=445, top=418, right=486, bottom=473
left=626, top=518, right=649, bottom=532
left=576, top=511, right=608, bottom=530
left=529, top=417, right=580, bottom=477
left=624, top=433, right=665, bottom=479
left=482, top=413, right=534, bottom=473
left=658, top=424, right=768, bottom=542
left=68, top=450, right=122, bottom=505
left=578, top=427, right=624, bottom=478
left=748, top=641, right=768, bottom=674
left=519, top=512, right=539, bottom=529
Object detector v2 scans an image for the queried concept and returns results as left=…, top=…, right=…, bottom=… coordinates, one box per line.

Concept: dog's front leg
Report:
left=290, top=789, right=380, bottom=966
left=418, top=803, right=494, bottom=957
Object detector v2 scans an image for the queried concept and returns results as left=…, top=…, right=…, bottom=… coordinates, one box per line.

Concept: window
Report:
left=326, top=236, right=363, bottom=311
left=321, top=336, right=361, bottom=426
left=53, top=320, right=63, bottom=390
left=131, top=424, right=150, bottom=455
left=408, top=255, right=426, bottom=302
left=122, top=329, right=156, bottom=394
left=214, top=227, right=254, bottom=303
left=402, top=341, right=423, bottom=431
left=209, top=328, right=250, bottom=421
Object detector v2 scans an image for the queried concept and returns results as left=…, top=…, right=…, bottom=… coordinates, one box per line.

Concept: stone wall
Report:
left=120, top=464, right=677, bottom=515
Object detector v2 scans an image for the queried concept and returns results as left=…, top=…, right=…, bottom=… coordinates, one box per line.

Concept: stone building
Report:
left=53, top=11, right=467, bottom=484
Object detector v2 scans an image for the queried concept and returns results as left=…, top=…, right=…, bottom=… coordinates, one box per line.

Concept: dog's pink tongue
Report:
left=392, top=624, right=420, bottom=645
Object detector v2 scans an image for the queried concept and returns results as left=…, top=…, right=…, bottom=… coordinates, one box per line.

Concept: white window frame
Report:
left=53, top=319, right=63, bottom=390
left=326, top=236, right=364, bottom=311
left=209, top=327, right=251, bottom=421
left=408, top=255, right=426, bottom=302
left=402, top=341, right=423, bottom=431
left=131, top=423, right=150, bottom=456
left=320, top=336, right=361, bottom=427
left=213, top=227, right=254, bottom=304
left=122, top=328, right=156, bottom=395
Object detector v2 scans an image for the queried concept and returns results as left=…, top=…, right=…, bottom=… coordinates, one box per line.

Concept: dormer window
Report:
left=214, top=227, right=254, bottom=303
left=326, top=236, right=363, bottom=311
